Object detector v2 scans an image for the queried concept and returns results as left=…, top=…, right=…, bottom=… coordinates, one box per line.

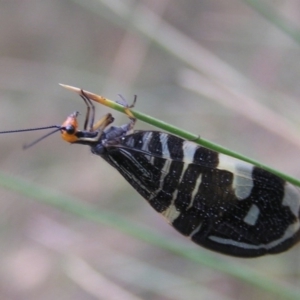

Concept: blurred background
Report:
left=0, top=0, right=300, bottom=299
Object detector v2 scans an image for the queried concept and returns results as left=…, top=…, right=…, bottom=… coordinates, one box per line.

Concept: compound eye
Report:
left=65, top=125, right=75, bottom=135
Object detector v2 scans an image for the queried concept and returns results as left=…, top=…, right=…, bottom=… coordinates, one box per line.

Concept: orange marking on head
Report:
left=60, top=111, right=79, bottom=143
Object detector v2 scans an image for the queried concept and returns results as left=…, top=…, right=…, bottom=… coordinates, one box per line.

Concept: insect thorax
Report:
left=90, top=123, right=132, bottom=156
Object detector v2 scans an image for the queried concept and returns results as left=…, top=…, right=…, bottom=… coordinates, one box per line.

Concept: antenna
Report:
left=0, top=125, right=62, bottom=149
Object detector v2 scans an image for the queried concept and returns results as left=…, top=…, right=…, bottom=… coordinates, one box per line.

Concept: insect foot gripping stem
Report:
left=60, top=91, right=137, bottom=148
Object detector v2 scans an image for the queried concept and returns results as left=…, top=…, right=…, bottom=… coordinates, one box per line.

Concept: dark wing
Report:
left=103, top=131, right=300, bottom=257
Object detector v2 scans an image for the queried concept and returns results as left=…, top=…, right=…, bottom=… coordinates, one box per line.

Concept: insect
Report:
left=1, top=87, right=300, bottom=257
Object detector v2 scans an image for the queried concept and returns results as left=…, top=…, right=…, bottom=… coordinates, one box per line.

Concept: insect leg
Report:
left=117, top=94, right=137, bottom=134
left=93, top=113, right=114, bottom=131
left=80, top=89, right=96, bottom=132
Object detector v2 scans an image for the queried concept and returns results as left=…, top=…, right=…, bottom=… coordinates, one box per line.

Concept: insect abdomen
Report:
left=97, top=131, right=300, bottom=257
